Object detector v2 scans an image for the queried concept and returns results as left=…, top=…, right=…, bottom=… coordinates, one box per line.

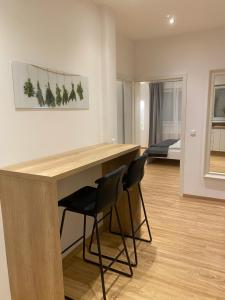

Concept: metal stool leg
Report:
left=83, top=215, right=107, bottom=299
left=114, top=205, right=133, bottom=276
left=88, top=211, right=135, bottom=270
left=138, top=183, right=152, bottom=242
left=83, top=215, right=87, bottom=260
left=110, top=187, right=152, bottom=243
left=88, top=219, right=96, bottom=253
left=109, top=207, right=113, bottom=232
left=108, top=184, right=153, bottom=268
left=95, top=216, right=107, bottom=300
left=126, top=189, right=138, bottom=266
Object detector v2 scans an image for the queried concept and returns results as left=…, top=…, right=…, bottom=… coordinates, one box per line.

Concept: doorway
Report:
left=133, top=76, right=187, bottom=194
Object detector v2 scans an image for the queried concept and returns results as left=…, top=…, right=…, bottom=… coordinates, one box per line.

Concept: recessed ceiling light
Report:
left=166, top=15, right=176, bottom=25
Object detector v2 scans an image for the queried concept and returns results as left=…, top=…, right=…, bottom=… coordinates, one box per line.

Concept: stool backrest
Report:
left=125, top=154, right=148, bottom=188
left=95, top=165, right=127, bottom=212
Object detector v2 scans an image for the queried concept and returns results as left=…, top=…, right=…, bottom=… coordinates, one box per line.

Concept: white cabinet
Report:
left=211, top=128, right=225, bottom=151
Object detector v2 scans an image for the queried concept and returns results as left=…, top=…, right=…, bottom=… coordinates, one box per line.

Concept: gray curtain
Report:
left=148, top=82, right=163, bottom=146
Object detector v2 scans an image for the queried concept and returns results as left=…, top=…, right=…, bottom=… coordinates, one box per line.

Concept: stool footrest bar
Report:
left=84, top=257, right=132, bottom=277
left=89, top=249, right=137, bottom=267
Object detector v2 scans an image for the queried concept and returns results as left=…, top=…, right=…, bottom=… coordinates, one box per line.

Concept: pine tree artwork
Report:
left=69, top=83, right=76, bottom=101
left=62, top=85, right=69, bottom=105
left=45, top=82, right=55, bottom=107
left=36, top=81, right=45, bottom=107
left=56, top=84, right=62, bottom=106
left=24, top=78, right=35, bottom=97
left=77, top=82, right=84, bottom=100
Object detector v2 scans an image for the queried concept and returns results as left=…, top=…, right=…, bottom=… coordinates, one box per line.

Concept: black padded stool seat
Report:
left=58, top=186, right=97, bottom=216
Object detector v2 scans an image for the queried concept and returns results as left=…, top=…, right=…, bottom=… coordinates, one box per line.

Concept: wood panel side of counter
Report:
left=0, top=175, right=64, bottom=300
left=102, top=149, right=141, bottom=235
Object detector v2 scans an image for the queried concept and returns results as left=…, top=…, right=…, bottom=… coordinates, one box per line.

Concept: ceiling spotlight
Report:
left=167, top=15, right=176, bottom=25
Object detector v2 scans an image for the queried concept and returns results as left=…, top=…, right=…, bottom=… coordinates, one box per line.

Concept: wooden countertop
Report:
left=0, top=144, right=140, bottom=181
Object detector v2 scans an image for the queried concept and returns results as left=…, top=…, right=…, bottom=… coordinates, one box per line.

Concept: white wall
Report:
left=0, top=0, right=105, bottom=166
left=117, top=81, right=124, bottom=143
left=135, top=27, right=225, bottom=199
left=0, top=1, right=116, bottom=299
left=100, top=6, right=117, bottom=142
left=116, top=33, right=135, bottom=80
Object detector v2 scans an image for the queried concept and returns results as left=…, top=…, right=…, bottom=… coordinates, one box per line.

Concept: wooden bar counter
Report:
left=0, top=143, right=140, bottom=300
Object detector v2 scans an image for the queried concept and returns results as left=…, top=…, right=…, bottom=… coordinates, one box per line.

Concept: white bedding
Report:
left=169, top=139, right=181, bottom=150
left=167, top=139, right=181, bottom=160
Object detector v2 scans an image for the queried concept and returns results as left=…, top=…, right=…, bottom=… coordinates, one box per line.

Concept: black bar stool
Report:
left=108, top=154, right=152, bottom=267
left=59, top=165, right=133, bottom=300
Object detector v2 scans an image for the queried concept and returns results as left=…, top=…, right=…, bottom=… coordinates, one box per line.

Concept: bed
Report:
left=167, top=139, right=181, bottom=160
left=144, top=139, right=181, bottom=160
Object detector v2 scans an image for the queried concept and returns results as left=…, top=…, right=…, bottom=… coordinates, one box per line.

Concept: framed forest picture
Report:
left=12, top=62, right=89, bottom=109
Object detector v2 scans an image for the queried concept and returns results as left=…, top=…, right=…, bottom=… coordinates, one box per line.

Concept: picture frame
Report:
left=12, top=62, right=89, bottom=110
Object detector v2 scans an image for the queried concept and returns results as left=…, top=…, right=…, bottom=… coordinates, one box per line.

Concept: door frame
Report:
left=134, top=74, right=187, bottom=195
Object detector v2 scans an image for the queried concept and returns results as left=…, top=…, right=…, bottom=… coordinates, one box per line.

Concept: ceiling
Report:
left=94, top=0, right=225, bottom=40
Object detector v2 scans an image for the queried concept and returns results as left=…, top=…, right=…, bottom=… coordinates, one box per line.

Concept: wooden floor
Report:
left=63, top=159, right=225, bottom=300
left=209, top=153, right=225, bottom=173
